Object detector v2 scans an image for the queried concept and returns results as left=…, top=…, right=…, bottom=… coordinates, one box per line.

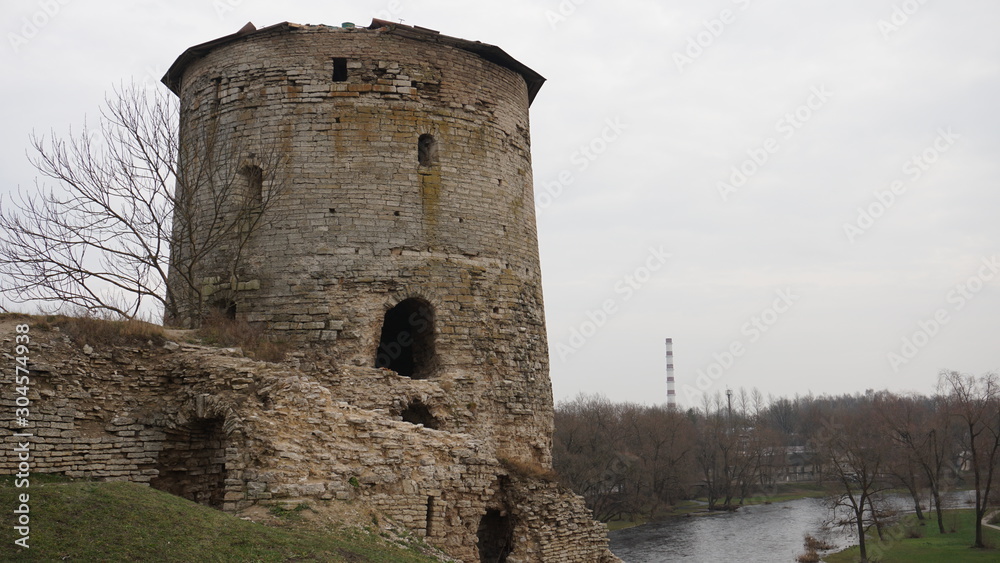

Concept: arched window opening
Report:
left=401, top=399, right=440, bottom=429
left=418, top=134, right=437, bottom=166
left=375, top=298, right=435, bottom=378
left=477, top=509, right=515, bottom=563
left=150, top=417, right=228, bottom=508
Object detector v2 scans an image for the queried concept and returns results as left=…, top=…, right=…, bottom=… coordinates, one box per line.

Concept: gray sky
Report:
left=3, top=0, right=999, bottom=407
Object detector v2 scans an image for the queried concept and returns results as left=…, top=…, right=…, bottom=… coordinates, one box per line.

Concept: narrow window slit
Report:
left=426, top=496, right=435, bottom=536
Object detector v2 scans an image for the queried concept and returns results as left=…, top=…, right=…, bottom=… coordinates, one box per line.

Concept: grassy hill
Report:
left=0, top=476, right=443, bottom=562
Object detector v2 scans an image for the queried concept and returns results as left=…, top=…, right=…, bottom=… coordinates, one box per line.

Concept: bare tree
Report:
left=766, top=395, right=797, bottom=437
left=876, top=392, right=957, bottom=534
left=693, top=391, right=772, bottom=511
left=0, top=83, right=285, bottom=322
left=620, top=404, right=693, bottom=518
left=694, top=396, right=737, bottom=510
left=552, top=394, right=629, bottom=522
left=941, top=370, right=1000, bottom=549
left=818, top=402, right=890, bottom=563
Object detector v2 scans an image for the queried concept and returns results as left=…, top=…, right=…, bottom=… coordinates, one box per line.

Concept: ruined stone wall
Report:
left=506, top=481, right=620, bottom=563
left=0, top=326, right=617, bottom=562
left=167, top=22, right=552, bottom=466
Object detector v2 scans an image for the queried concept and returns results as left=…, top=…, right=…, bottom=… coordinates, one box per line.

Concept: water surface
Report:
left=609, top=491, right=977, bottom=562
left=609, top=498, right=847, bottom=562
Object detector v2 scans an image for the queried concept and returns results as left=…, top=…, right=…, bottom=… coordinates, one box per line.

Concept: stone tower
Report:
left=163, top=20, right=552, bottom=465
left=0, top=20, right=618, bottom=562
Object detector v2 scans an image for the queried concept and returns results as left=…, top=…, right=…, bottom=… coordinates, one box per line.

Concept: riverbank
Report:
left=607, top=482, right=836, bottom=531
left=822, top=509, right=1000, bottom=563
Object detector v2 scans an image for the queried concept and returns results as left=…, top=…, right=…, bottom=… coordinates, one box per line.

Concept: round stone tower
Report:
left=163, top=20, right=552, bottom=464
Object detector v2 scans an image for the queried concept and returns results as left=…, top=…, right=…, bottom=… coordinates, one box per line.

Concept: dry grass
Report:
left=804, top=534, right=836, bottom=551
left=195, top=312, right=290, bottom=362
left=0, top=312, right=33, bottom=323
left=32, top=314, right=166, bottom=348
left=797, top=534, right=834, bottom=562
left=500, top=458, right=559, bottom=483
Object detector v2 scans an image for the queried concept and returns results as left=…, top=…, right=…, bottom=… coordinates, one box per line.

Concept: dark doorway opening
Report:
left=375, top=298, right=435, bottom=378
left=150, top=418, right=228, bottom=508
left=477, top=509, right=515, bottom=563
left=401, top=399, right=440, bottom=429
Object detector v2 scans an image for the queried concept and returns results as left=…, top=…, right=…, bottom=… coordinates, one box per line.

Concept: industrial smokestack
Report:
left=666, top=338, right=676, bottom=410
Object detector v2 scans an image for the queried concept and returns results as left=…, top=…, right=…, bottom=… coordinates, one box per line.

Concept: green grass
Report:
left=823, top=509, right=1000, bottom=563
left=0, top=477, right=441, bottom=562
left=605, top=499, right=710, bottom=530
left=606, top=518, right=645, bottom=531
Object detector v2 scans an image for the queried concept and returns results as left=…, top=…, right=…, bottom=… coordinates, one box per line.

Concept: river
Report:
left=608, top=491, right=976, bottom=562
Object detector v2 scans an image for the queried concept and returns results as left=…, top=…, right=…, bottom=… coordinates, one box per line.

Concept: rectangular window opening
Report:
left=333, top=58, right=349, bottom=82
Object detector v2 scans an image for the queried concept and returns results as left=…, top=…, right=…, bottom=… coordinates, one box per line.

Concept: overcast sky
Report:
left=3, top=0, right=998, bottom=408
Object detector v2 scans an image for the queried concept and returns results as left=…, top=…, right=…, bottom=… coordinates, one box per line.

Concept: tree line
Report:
left=553, top=371, right=1000, bottom=561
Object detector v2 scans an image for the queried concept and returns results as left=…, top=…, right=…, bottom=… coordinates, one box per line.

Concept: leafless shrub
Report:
left=803, top=534, right=835, bottom=551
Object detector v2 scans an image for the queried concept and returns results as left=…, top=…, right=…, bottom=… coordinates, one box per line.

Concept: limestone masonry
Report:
left=1, top=19, right=618, bottom=562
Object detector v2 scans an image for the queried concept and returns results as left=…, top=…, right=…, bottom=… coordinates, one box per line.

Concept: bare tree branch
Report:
left=0, top=82, right=286, bottom=322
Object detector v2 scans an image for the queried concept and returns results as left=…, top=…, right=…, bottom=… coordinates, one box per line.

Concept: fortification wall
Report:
left=0, top=325, right=617, bottom=562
